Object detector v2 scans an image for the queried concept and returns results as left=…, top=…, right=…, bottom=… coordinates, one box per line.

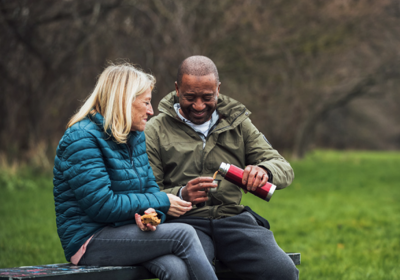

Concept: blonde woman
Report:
left=53, top=63, right=218, bottom=280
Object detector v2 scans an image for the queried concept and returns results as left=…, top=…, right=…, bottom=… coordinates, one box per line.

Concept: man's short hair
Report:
left=176, top=56, right=219, bottom=86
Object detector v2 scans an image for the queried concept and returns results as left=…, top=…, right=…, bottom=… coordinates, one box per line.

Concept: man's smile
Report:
left=191, top=110, right=207, bottom=117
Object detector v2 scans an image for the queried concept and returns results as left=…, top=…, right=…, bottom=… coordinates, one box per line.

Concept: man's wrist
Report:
left=266, top=169, right=273, bottom=183
left=260, top=167, right=273, bottom=183
left=178, top=186, right=185, bottom=200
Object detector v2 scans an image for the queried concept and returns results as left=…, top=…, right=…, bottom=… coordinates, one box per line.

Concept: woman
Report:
left=53, top=63, right=218, bottom=280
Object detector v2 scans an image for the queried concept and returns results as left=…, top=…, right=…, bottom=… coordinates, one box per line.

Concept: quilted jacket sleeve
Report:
left=242, top=118, right=294, bottom=189
left=59, top=129, right=170, bottom=224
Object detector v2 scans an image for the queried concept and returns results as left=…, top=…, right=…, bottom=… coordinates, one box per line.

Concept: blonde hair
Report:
left=68, top=63, right=155, bottom=143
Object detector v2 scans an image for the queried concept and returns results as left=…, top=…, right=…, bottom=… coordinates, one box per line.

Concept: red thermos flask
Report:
left=218, top=162, right=276, bottom=201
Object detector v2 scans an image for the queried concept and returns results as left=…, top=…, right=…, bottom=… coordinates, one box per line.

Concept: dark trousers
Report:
left=167, top=211, right=299, bottom=280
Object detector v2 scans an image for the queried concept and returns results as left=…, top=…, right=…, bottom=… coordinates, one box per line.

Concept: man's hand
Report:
left=242, top=165, right=269, bottom=192
left=181, top=177, right=218, bottom=205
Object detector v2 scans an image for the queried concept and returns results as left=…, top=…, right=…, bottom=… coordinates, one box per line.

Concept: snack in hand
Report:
left=141, top=212, right=161, bottom=226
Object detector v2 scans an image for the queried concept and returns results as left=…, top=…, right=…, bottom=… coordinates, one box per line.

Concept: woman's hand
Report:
left=167, top=194, right=192, bottom=217
left=135, top=208, right=157, bottom=232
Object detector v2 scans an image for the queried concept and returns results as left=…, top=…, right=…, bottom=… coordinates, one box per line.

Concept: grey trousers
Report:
left=78, top=223, right=218, bottom=280
left=164, top=211, right=299, bottom=280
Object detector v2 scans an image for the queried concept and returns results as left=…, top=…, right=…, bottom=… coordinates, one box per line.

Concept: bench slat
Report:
left=0, top=253, right=300, bottom=280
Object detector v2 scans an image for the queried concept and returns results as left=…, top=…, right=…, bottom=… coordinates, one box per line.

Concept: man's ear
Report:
left=217, top=82, right=221, bottom=96
left=175, top=81, right=180, bottom=97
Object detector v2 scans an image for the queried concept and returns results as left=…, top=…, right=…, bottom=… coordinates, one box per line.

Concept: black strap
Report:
left=243, top=206, right=271, bottom=229
left=209, top=218, right=217, bottom=265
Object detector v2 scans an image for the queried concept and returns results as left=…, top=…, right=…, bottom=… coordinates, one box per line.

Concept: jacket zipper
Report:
left=165, top=106, right=247, bottom=217
left=208, top=108, right=247, bottom=218
left=202, top=108, right=247, bottom=173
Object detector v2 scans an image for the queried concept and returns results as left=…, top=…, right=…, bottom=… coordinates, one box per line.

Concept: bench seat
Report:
left=0, top=253, right=300, bottom=280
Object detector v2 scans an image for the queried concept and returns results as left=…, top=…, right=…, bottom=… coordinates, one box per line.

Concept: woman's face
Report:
left=131, top=88, right=154, bottom=131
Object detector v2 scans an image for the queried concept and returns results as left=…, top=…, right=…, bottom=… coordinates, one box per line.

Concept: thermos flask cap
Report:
left=218, top=162, right=230, bottom=176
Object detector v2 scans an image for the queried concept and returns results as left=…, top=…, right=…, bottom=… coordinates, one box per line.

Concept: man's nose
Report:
left=192, top=99, right=206, bottom=111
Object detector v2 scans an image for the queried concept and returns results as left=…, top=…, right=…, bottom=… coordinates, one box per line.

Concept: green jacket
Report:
left=145, top=91, right=294, bottom=219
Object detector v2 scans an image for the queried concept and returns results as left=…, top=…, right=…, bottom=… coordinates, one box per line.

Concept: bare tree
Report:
left=0, top=0, right=122, bottom=159
left=0, top=0, right=399, bottom=164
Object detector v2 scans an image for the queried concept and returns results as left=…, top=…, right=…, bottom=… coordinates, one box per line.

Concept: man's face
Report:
left=175, top=73, right=220, bottom=125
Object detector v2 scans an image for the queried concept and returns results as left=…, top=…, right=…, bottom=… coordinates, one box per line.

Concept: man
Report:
left=145, top=56, right=299, bottom=280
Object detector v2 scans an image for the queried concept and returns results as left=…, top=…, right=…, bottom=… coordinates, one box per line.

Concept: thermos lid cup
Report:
left=210, top=179, right=220, bottom=192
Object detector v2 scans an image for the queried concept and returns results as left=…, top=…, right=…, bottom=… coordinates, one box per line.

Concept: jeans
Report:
left=166, top=212, right=299, bottom=280
left=79, top=223, right=218, bottom=280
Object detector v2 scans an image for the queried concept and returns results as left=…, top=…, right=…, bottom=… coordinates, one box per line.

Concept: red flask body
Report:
left=218, top=162, right=276, bottom=201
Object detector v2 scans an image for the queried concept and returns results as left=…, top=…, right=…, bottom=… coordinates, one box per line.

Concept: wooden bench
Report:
left=0, top=253, right=300, bottom=280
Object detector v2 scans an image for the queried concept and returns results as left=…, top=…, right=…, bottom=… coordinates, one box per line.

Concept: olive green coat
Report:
left=145, top=91, right=294, bottom=219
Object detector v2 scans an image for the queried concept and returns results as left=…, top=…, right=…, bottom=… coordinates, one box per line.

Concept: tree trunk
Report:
left=292, top=76, right=377, bottom=159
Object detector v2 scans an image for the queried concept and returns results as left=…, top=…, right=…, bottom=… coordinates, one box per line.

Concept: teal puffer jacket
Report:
left=53, top=112, right=170, bottom=261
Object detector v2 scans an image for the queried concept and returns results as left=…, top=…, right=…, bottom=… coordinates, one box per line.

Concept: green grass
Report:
left=241, top=150, right=400, bottom=279
left=0, top=168, right=66, bottom=267
left=1, top=150, right=399, bottom=279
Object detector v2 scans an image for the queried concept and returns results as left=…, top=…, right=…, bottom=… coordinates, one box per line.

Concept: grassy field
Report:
left=0, top=167, right=65, bottom=267
left=1, top=150, right=399, bottom=279
left=242, top=150, right=400, bottom=279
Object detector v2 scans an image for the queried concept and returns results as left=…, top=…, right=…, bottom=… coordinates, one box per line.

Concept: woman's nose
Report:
left=147, top=104, right=154, bottom=116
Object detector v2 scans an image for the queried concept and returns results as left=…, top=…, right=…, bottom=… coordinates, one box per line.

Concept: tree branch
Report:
left=292, top=69, right=384, bottom=159
left=0, top=62, right=31, bottom=95
left=0, top=7, right=51, bottom=69
left=53, top=1, right=122, bottom=71
left=33, top=0, right=123, bottom=26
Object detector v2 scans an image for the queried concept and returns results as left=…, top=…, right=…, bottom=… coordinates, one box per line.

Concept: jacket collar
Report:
left=88, top=111, right=141, bottom=145
left=88, top=111, right=107, bottom=131
left=158, top=91, right=251, bottom=128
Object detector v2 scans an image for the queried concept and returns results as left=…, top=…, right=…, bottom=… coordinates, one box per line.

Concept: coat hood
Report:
left=157, top=91, right=251, bottom=129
